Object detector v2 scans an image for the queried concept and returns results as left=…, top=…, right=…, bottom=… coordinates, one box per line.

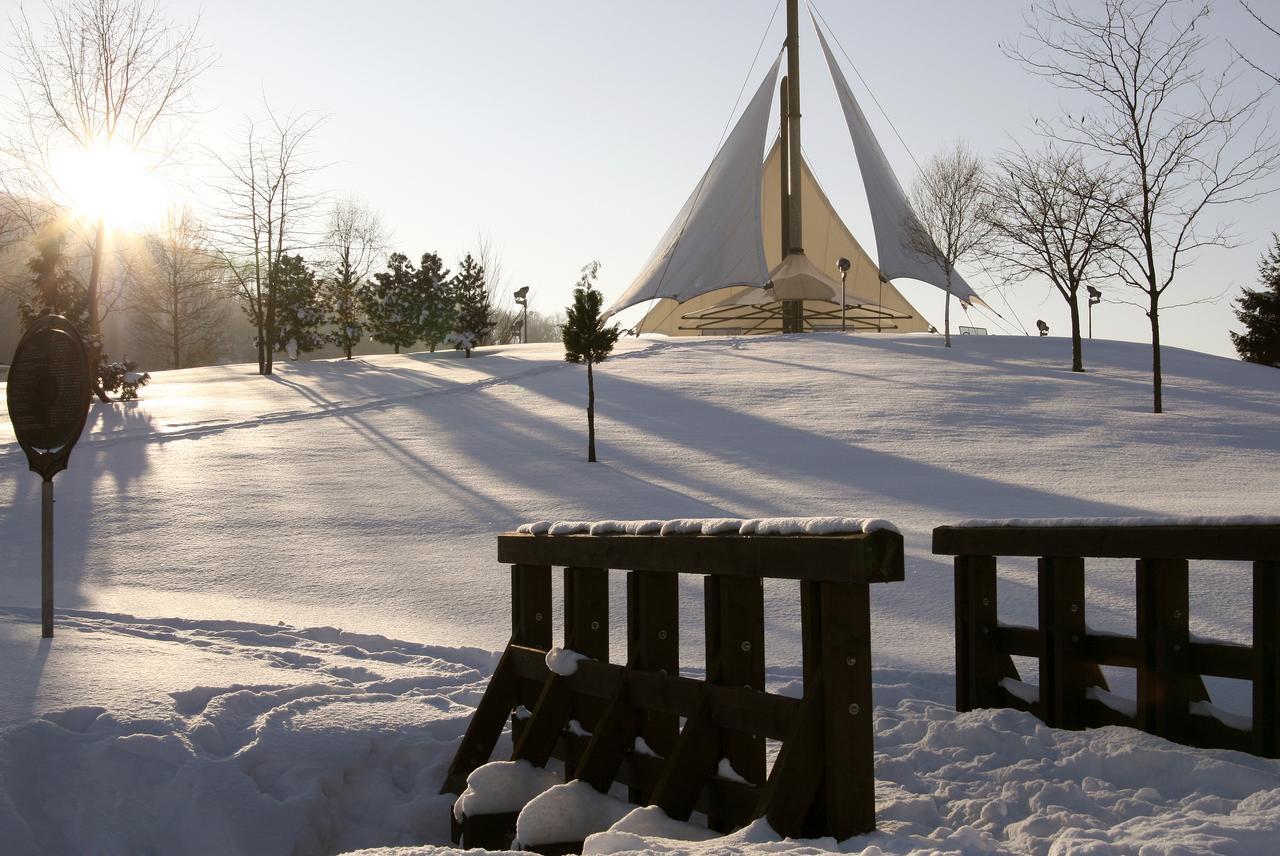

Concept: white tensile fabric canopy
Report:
left=606, top=55, right=782, bottom=317
left=812, top=15, right=981, bottom=306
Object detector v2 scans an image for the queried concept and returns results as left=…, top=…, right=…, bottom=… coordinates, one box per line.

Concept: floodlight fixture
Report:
left=1036, top=319, right=1049, bottom=336
left=836, top=258, right=851, bottom=332
left=1087, top=286, right=1102, bottom=306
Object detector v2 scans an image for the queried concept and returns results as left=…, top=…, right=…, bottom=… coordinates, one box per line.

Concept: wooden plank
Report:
left=706, top=575, right=766, bottom=791
left=650, top=693, right=720, bottom=822
left=757, top=673, right=824, bottom=839
left=933, top=525, right=1280, bottom=562
left=1136, top=559, right=1192, bottom=743
left=441, top=647, right=521, bottom=794
left=1084, top=633, right=1139, bottom=668
left=818, top=580, right=876, bottom=839
left=1188, top=641, right=1256, bottom=681
left=459, top=810, right=519, bottom=850
left=1255, top=561, right=1280, bottom=758
left=512, top=563, right=553, bottom=746
left=954, top=555, right=1019, bottom=712
left=573, top=669, right=639, bottom=792
left=498, top=530, right=906, bottom=584
left=565, top=567, right=609, bottom=660
left=1189, top=711, right=1255, bottom=754
left=993, top=624, right=1040, bottom=657
left=512, top=674, right=574, bottom=768
left=564, top=566, right=609, bottom=770
left=627, top=569, right=680, bottom=798
left=1037, top=557, right=1100, bottom=729
left=512, top=564, right=553, bottom=648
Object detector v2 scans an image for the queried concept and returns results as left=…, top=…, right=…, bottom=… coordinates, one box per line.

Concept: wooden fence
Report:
left=933, top=522, right=1280, bottom=757
left=441, top=526, right=904, bottom=851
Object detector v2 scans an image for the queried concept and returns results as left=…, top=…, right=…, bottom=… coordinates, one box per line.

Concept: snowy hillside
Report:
left=1, top=333, right=1278, bottom=854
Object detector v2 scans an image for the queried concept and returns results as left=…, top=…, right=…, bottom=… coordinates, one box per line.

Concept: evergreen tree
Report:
left=20, top=223, right=149, bottom=400
left=321, top=270, right=364, bottom=360
left=1232, top=234, right=1280, bottom=367
left=20, top=225, right=88, bottom=331
left=271, top=255, right=325, bottom=360
left=417, top=252, right=455, bottom=353
left=562, top=261, right=621, bottom=463
left=451, top=253, right=493, bottom=358
left=362, top=253, right=423, bottom=354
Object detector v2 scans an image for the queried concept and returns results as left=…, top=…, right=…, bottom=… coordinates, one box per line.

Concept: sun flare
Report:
left=50, top=140, right=171, bottom=230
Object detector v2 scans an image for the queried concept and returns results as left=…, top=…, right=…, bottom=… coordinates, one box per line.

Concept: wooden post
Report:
left=512, top=564, right=553, bottom=744
left=954, top=555, right=1016, bottom=711
left=41, top=479, right=53, bottom=639
left=705, top=575, right=766, bottom=784
left=1255, top=561, right=1280, bottom=758
left=816, top=580, right=875, bottom=838
left=1136, top=559, right=1191, bottom=742
left=564, top=566, right=609, bottom=775
left=627, top=571, right=679, bottom=803
left=1038, top=557, right=1089, bottom=728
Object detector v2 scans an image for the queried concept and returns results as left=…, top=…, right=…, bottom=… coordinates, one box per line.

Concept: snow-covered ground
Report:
left=1, top=333, right=1278, bottom=854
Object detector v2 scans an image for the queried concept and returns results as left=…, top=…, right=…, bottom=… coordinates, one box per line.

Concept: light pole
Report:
left=513, top=286, right=529, bottom=343
left=837, top=257, right=850, bottom=332
left=1087, top=286, right=1102, bottom=339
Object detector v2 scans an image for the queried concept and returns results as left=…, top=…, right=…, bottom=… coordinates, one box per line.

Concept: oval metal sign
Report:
left=6, top=315, right=92, bottom=480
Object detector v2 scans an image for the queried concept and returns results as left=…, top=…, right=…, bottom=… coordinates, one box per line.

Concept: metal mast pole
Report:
left=780, top=79, right=791, bottom=260
left=781, top=0, right=805, bottom=333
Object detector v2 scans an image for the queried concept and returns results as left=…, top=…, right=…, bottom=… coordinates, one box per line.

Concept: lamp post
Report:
left=1086, top=286, right=1102, bottom=339
left=837, top=257, right=850, bottom=332
left=513, top=286, right=529, bottom=343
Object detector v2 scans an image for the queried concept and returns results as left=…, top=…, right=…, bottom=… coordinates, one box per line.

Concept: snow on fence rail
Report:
left=933, top=520, right=1280, bottom=757
left=440, top=519, right=905, bottom=852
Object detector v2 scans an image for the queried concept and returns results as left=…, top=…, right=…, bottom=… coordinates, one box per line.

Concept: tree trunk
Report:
left=172, top=282, right=182, bottom=370
left=88, top=216, right=111, bottom=401
left=1068, top=293, right=1083, bottom=372
left=345, top=343, right=352, bottom=360
left=944, top=269, right=953, bottom=348
left=587, top=360, right=597, bottom=463
left=394, top=343, right=400, bottom=354
left=1149, top=295, right=1163, bottom=414
left=465, top=348, right=472, bottom=358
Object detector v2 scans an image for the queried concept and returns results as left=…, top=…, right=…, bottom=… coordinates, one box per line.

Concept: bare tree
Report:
left=906, top=141, right=993, bottom=347
left=1234, top=1, right=1280, bottom=86
left=5, top=0, right=207, bottom=391
left=1009, top=0, right=1280, bottom=412
left=320, top=199, right=384, bottom=359
left=986, top=145, right=1127, bottom=371
left=212, top=108, right=324, bottom=375
left=475, top=234, right=514, bottom=346
left=131, top=206, right=227, bottom=369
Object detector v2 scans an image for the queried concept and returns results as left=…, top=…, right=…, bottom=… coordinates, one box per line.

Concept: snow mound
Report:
left=515, top=781, right=633, bottom=847
left=954, top=515, right=1280, bottom=528
left=452, top=760, right=560, bottom=821
left=517, top=516, right=899, bottom=537
left=545, top=647, right=590, bottom=676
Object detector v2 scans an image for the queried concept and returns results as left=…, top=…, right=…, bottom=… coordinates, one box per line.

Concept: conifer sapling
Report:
left=562, top=261, right=621, bottom=463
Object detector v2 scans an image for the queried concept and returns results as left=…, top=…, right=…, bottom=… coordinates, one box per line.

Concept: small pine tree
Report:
left=1232, top=234, right=1280, bottom=368
left=272, top=255, right=325, bottom=360
left=451, top=253, right=494, bottom=358
left=362, top=253, right=424, bottom=354
left=21, top=224, right=149, bottom=399
left=321, top=256, right=366, bottom=360
left=417, top=252, right=455, bottom=352
left=562, top=261, right=621, bottom=463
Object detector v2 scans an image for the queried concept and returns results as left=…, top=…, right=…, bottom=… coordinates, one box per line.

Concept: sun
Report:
left=49, top=140, right=171, bottom=231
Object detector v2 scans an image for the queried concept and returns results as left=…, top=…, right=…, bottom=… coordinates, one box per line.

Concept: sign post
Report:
left=6, top=315, right=92, bottom=637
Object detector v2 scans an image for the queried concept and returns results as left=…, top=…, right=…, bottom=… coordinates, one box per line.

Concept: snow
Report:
left=956, top=515, right=1280, bottom=527
left=716, top=758, right=751, bottom=784
left=1192, top=700, right=1254, bottom=733
left=1086, top=686, right=1138, bottom=718
left=519, top=516, right=899, bottom=537
left=2, top=333, right=1279, bottom=853
left=1000, top=677, right=1041, bottom=705
left=515, top=780, right=634, bottom=847
left=451, top=760, right=560, bottom=821
left=545, top=647, right=589, bottom=676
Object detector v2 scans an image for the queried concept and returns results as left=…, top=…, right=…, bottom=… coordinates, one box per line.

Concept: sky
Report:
left=3, top=0, right=1278, bottom=358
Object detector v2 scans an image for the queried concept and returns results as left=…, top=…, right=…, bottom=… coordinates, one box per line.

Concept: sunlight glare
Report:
left=50, top=140, right=171, bottom=230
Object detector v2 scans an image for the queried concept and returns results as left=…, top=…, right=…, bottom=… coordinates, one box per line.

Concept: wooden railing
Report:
left=441, top=525, right=904, bottom=851
left=933, top=522, right=1280, bottom=757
